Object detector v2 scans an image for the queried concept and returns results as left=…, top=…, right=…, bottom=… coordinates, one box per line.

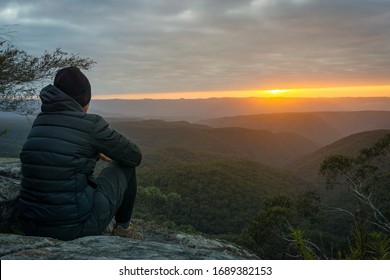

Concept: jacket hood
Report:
left=40, top=84, right=84, bottom=112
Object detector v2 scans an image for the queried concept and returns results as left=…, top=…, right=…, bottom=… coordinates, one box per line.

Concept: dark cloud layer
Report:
left=1, top=0, right=390, bottom=95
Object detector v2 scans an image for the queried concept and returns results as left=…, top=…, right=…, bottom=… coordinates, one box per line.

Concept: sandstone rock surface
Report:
left=0, top=226, right=257, bottom=260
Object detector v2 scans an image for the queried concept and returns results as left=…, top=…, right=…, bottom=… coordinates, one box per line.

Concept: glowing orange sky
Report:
left=93, top=85, right=390, bottom=100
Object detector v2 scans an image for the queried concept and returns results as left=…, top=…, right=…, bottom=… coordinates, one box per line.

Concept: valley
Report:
left=1, top=98, right=389, bottom=259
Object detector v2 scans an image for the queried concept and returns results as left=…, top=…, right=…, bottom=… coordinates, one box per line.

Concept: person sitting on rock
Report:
left=19, top=66, right=143, bottom=240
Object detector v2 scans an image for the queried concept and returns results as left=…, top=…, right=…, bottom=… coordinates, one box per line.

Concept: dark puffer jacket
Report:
left=19, top=85, right=142, bottom=226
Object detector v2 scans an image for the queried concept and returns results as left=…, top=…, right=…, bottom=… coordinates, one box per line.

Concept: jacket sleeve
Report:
left=92, top=115, right=142, bottom=167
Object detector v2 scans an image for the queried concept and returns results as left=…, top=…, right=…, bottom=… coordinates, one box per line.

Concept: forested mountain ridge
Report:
left=199, top=111, right=390, bottom=145
left=287, top=129, right=390, bottom=183
left=109, top=119, right=320, bottom=167
left=0, top=116, right=320, bottom=166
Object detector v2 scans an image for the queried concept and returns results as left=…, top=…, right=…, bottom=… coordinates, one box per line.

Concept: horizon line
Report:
left=91, top=95, right=390, bottom=101
left=92, top=85, right=390, bottom=100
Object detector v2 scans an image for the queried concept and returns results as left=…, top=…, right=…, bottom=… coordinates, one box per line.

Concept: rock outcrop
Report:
left=0, top=158, right=21, bottom=179
left=0, top=158, right=21, bottom=232
left=0, top=221, right=257, bottom=259
left=0, top=158, right=257, bottom=260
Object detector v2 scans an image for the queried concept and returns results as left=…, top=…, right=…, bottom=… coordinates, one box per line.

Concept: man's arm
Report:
left=99, top=153, right=112, bottom=162
left=92, top=116, right=142, bottom=167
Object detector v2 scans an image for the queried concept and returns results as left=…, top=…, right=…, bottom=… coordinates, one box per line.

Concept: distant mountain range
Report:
left=90, top=97, right=390, bottom=121
left=2, top=96, right=389, bottom=122
left=2, top=109, right=389, bottom=168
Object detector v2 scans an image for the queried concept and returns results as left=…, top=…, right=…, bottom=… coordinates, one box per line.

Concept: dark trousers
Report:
left=21, top=162, right=137, bottom=240
left=81, top=162, right=138, bottom=235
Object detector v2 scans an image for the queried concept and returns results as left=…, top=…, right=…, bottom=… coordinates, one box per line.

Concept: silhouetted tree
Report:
left=238, top=191, right=321, bottom=259
left=1, top=26, right=95, bottom=115
left=320, top=133, right=390, bottom=234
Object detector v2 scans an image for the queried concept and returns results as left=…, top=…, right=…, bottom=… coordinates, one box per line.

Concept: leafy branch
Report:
left=320, top=133, right=390, bottom=234
left=1, top=26, right=96, bottom=115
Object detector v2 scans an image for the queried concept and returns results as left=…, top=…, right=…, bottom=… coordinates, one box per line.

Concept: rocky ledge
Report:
left=0, top=158, right=257, bottom=260
left=0, top=220, right=257, bottom=260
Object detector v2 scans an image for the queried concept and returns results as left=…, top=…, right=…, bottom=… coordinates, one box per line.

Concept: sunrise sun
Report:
left=265, top=89, right=290, bottom=95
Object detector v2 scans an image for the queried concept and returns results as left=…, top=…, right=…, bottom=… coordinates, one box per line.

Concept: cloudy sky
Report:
left=1, top=0, right=390, bottom=98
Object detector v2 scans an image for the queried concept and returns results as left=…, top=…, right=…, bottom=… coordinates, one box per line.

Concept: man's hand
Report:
left=99, top=153, right=112, bottom=162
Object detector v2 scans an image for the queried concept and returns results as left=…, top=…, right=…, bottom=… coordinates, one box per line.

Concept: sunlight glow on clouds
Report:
left=1, top=0, right=390, bottom=98
left=0, top=3, right=34, bottom=20
left=92, top=85, right=390, bottom=100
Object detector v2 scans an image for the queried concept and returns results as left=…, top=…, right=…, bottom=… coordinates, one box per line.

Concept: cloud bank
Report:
left=1, top=0, right=389, bottom=96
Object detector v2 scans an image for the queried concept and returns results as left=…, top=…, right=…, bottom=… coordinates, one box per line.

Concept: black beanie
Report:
left=54, top=66, right=91, bottom=107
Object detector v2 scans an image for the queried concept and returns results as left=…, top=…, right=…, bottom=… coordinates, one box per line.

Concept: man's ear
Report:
left=83, top=103, right=90, bottom=112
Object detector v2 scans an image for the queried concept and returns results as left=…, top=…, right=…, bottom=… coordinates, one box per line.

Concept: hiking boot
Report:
left=102, top=220, right=115, bottom=235
left=102, top=224, right=113, bottom=235
left=112, top=223, right=144, bottom=240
